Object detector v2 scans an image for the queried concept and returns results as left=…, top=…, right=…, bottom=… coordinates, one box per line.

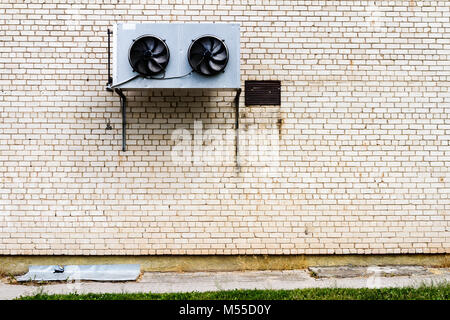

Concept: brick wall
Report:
left=0, top=0, right=449, bottom=255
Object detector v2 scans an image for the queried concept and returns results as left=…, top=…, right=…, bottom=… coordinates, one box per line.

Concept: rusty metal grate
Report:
left=245, top=80, right=281, bottom=106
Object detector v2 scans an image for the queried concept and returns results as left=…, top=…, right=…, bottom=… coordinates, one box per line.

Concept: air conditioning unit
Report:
left=112, top=23, right=240, bottom=89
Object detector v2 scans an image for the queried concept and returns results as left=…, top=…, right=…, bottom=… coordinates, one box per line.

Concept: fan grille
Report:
left=128, top=35, right=170, bottom=76
left=188, top=36, right=229, bottom=76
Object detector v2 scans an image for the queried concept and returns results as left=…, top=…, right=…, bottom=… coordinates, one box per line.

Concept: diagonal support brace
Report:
left=114, top=88, right=127, bottom=152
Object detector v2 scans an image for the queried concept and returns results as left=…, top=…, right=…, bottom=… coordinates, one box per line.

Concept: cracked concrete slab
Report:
left=308, top=265, right=432, bottom=279
left=0, top=267, right=449, bottom=300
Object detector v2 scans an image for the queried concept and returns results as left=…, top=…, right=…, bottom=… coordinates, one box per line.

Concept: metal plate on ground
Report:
left=15, top=264, right=141, bottom=282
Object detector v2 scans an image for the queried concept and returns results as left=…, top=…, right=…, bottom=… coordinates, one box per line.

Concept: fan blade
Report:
left=130, top=56, right=143, bottom=68
left=153, top=42, right=165, bottom=55
left=190, top=53, right=204, bottom=59
left=190, top=44, right=205, bottom=56
left=131, top=50, right=147, bottom=60
left=153, top=49, right=168, bottom=58
left=200, top=38, right=212, bottom=51
left=152, top=55, right=167, bottom=64
left=130, top=47, right=145, bottom=55
left=191, top=56, right=204, bottom=70
left=211, top=51, right=227, bottom=62
left=199, top=61, right=211, bottom=75
left=131, top=45, right=147, bottom=55
left=207, top=60, right=218, bottom=75
left=137, top=59, right=149, bottom=74
left=211, top=42, right=224, bottom=55
left=208, top=59, right=224, bottom=72
left=144, top=38, right=155, bottom=51
left=191, top=59, right=202, bottom=69
left=132, top=41, right=146, bottom=52
left=148, top=61, right=162, bottom=74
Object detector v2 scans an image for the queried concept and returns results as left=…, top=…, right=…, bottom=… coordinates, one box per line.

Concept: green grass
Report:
left=17, top=284, right=449, bottom=300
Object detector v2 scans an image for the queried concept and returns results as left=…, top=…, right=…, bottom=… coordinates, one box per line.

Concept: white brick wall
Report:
left=0, top=0, right=449, bottom=255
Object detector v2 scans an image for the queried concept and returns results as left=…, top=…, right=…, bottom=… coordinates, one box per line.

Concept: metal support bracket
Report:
left=235, top=88, right=242, bottom=168
left=106, top=28, right=113, bottom=92
left=114, top=88, right=127, bottom=152
left=107, top=29, right=127, bottom=152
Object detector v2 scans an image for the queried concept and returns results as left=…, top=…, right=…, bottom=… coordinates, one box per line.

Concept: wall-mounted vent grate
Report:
left=245, top=80, right=281, bottom=106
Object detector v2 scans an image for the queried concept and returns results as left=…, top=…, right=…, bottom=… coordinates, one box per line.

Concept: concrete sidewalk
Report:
left=1, top=266, right=449, bottom=300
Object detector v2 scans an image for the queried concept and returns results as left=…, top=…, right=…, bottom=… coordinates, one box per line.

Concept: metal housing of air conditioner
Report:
left=112, top=23, right=240, bottom=89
